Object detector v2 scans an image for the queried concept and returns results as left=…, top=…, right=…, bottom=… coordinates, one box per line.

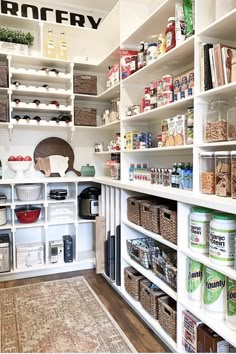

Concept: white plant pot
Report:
left=0, top=41, right=29, bottom=55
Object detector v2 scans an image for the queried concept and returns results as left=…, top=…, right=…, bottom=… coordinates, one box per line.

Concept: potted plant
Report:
left=0, top=27, right=34, bottom=55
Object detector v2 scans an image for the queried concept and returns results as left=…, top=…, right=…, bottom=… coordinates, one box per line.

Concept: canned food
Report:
left=145, top=87, right=151, bottom=100
left=162, top=91, right=173, bottom=105
left=157, top=80, right=163, bottom=95
left=162, top=74, right=173, bottom=92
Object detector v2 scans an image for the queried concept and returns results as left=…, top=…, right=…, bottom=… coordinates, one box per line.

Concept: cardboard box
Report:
left=182, top=310, right=203, bottom=353
left=175, top=114, right=187, bottom=145
left=166, top=117, right=176, bottom=146
left=124, top=131, right=139, bottom=150
left=197, top=325, right=230, bottom=353
left=173, top=76, right=181, bottom=101
left=16, top=243, right=44, bottom=269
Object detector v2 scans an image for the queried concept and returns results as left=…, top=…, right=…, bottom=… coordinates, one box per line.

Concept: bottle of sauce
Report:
left=165, top=17, right=176, bottom=52
left=157, top=33, right=166, bottom=56
left=143, top=42, right=149, bottom=66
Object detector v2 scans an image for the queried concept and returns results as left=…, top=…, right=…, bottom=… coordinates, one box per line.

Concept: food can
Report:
left=162, top=74, right=173, bottom=92
left=162, top=91, right=173, bottom=105
left=157, top=80, right=163, bottom=95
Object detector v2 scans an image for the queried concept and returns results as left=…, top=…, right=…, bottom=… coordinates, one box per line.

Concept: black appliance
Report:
left=63, top=235, right=73, bottom=263
left=49, top=189, right=67, bottom=200
left=78, top=187, right=100, bottom=220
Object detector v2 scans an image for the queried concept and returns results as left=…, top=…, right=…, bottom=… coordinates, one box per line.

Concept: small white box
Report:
left=49, top=240, right=64, bottom=264
left=16, top=242, right=44, bottom=269
left=48, top=203, right=74, bottom=222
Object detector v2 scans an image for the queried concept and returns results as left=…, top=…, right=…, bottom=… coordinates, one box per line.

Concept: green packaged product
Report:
left=183, top=0, right=194, bottom=37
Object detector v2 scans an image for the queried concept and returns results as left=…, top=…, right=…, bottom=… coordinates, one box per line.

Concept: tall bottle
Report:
left=45, top=29, right=56, bottom=58
left=58, top=31, right=69, bottom=60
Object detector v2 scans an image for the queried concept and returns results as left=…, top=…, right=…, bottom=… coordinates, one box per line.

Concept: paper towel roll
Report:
left=187, top=257, right=203, bottom=307
left=226, top=277, right=236, bottom=331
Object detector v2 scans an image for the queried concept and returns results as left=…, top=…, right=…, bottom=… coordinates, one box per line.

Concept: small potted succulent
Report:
left=0, top=27, right=34, bottom=55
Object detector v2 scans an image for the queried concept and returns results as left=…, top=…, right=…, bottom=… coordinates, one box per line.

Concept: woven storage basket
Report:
left=139, top=279, right=165, bottom=319
left=74, top=107, right=97, bottom=126
left=0, top=101, right=8, bottom=122
left=140, top=201, right=169, bottom=234
left=74, top=74, right=97, bottom=95
left=158, top=296, right=177, bottom=341
left=124, top=266, right=144, bottom=301
left=127, top=196, right=151, bottom=226
left=159, top=207, right=177, bottom=244
left=152, top=249, right=177, bottom=290
left=0, top=65, right=7, bottom=88
left=126, top=237, right=157, bottom=269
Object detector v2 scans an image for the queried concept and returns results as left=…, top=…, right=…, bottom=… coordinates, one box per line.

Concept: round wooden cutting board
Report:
left=33, top=137, right=80, bottom=176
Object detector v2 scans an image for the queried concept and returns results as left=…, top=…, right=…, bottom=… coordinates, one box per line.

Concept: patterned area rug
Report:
left=0, top=276, right=136, bottom=353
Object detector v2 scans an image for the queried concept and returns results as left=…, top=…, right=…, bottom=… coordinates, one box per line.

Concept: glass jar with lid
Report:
left=204, top=100, right=228, bottom=142
left=231, top=151, right=236, bottom=198
left=227, top=97, right=236, bottom=140
left=200, top=152, right=215, bottom=194
left=215, top=151, right=231, bottom=197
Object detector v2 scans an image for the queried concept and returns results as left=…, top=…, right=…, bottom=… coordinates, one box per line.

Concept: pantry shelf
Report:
left=122, top=36, right=194, bottom=85
left=78, top=218, right=96, bottom=224
left=94, top=151, right=120, bottom=155
left=97, top=120, right=120, bottom=130
left=198, top=8, right=236, bottom=41
left=179, top=297, right=236, bottom=348
left=122, top=145, right=193, bottom=156
left=14, top=199, right=45, bottom=206
left=0, top=223, right=12, bottom=230
left=197, top=141, right=236, bottom=148
left=47, top=220, right=75, bottom=226
left=180, top=248, right=236, bottom=281
left=197, top=82, right=236, bottom=100
left=10, top=70, right=72, bottom=83
left=77, top=250, right=96, bottom=263
left=11, top=103, right=72, bottom=112
left=123, top=219, right=178, bottom=250
left=11, top=86, right=72, bottom=98
left=122, top=96, right=194, bottom=124
left=11, top=121, right=73, bottom=129
left=123, top=254, right=177, bottom=300
left=14, top=220, right=45, bottom=228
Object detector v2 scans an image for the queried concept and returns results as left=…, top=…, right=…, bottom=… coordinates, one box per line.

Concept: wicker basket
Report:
left=74, top=107, right=97, bottom=126
left=159, top=207, right=177, bottom=244
left=126, top=237, right=157, bottom=269
left=139, top=279, right=165, bottom=319
left=0, top=101, right=8, bottom=122
left=74, top=74, right=97, bottom=95
left=0, top=65, right=7, bottom=88
left=124, top=266, right=144, bottom=301
left=158, top=296, right=177, bottom=341
left=140, top=201, right=169, bottom=234
left=152, top=249, right=177, bottom=290
left=127, top=196, right=151, bottom=226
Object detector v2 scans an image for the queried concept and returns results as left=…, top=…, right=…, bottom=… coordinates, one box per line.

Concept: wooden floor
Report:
left=0, top=269, right=170, bottom=353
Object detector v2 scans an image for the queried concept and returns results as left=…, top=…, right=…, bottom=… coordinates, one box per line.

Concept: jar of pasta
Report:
left=215, top=151, right=231, bottom=197
left=200, top=152, right=215, bottom=194
left=204, top=100, right=228, bottom=142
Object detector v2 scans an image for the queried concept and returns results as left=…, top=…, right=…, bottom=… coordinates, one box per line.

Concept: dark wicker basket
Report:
left=124, top=266, right=144, bottom=301
left=152, top=249, right=177, bottom=290
left=141, top=201, right=169, bottom=234
left=74, top=107, right=97, bottom=126
left=159, top=207, right=177, bottom=244
left=126, top=237, right=157, bottom=269
left=0, top=101, right=8, bottom=122
left=158, top=296, right=177, bottom=341
left=127, top=196, right=151, bottom=226
left=0, top=65, right=7, bottom=88
left=73, top=74, right=97, bottom=95
left=139, top=279, right=165, bottom=319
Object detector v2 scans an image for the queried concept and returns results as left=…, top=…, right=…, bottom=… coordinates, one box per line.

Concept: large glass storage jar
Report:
left=215, top=151, right=231, bottom=197
left=204, top=100, right=228, bottom=142
left=200, top=152, right=215, bottom=194
left=227, top=97, right=236, bottom=140
left=231, top=151, right=236, bottom=198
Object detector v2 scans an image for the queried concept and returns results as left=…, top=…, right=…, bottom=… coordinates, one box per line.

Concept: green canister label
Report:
left=190, top=218, right=209, bottom=249
left=203, top=267, right=226, bottom=305
left=187, top=258, right=203, bottom=293
left=227, top=278, right=236, bottom=317
left=209, top=228, right=235, bottom=263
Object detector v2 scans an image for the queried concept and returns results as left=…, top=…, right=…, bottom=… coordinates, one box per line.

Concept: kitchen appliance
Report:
left=0, top=192, right=7, bottom=204
left=49, top=240, right=64, bottom=263
left=16, top=242, right=44, bottom=269
left=78, top=187, right=100, bottom=219
left=49, top=189, right=67, bottom=200
left=63, top=235, right=73, bottom=263
left=0, top=206, right=7, bottom=225
left=15, top=205, right=41, bottom=223
left=0, top=234, right=10, bottom=272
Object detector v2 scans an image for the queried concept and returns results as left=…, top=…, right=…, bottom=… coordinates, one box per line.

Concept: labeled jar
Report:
left=231, top=151, right=236, bottom=198
left=147, top=42, right=157, bottom=65
left=204, top=100, right=228, bottom=142
left=129, top=55, right=137, bottom=75
left=215, top=151, right=231, bottom=197
left=190, top=206, right=214, bottom=253
left=209, top=212, right=236, bottom=265
left=200, top=152, right=215, bottom=194
left=227, top=96, right=236, bottom=140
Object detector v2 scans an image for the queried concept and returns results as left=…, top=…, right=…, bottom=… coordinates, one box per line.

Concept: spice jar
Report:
left=227, top=97, right=236, bottom=140
left=204, top=100, right=228, bottom=142
left=200, top=152, right=215, bottom=194
left=215, top=151, right=231, bottom=197
left=231, top=151, right=236, bottom=198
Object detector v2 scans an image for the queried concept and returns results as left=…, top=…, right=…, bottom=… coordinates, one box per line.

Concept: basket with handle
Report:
left=159, top=207, right=177, bottom=244
left=152, top=248, right=177, bottom=290
left=158, top=296, right=177, bottom=341
left=139, top=279, right=165, bottom=319
left=127, top=196, right=152, bottom=226
left=124, top=266, right=145, bottom=301
left=126, top=237, right=157, bottom=269
left=141, top=201, right=169, bottom=234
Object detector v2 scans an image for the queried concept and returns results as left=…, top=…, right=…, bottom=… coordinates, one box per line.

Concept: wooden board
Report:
left=33, top=137, right=80, bottom=176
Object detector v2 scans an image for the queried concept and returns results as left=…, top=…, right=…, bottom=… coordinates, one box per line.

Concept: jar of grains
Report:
left=215, top=151, right=231, bottom=197
left=204, top=100, right=228, bottom=142
left=231, top=151, right=236, bottom=198
left=200, top=152, right=215, bottom=194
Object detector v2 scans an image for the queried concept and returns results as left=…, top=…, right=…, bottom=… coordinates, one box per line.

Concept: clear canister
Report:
left=227, top=97, right=236, bottom=140
left=215, top=151, right=231, bottom=197
left=231, top=151, right=236, bottom=198
left=200, top=152, right=215, bottom=194
left=204, top=100, right=228, bottom=142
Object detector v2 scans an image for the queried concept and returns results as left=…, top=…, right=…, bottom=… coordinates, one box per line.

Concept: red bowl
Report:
left=15, top=206, right=41, bottom=223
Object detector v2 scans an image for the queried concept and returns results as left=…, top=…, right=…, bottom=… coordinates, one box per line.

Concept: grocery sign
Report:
left=0, top=0, right=103, bottom=28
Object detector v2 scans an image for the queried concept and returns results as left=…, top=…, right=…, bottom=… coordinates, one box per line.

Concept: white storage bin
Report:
left=48, top=203, right=75, bottom=222
left=15, top=184, right=42, bottom=201
left=0, top=207, right=7, bottom=225
left=16, top=242, right=44, bottom=269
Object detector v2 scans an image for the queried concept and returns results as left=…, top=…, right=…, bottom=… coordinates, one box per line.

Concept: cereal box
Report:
left=175, top=114, right=187, bottom=145
left=182, top=310, right=203, bottom=353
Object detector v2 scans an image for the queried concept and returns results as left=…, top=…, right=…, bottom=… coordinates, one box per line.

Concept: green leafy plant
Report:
left=0, top=27, right=34, bottom=46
